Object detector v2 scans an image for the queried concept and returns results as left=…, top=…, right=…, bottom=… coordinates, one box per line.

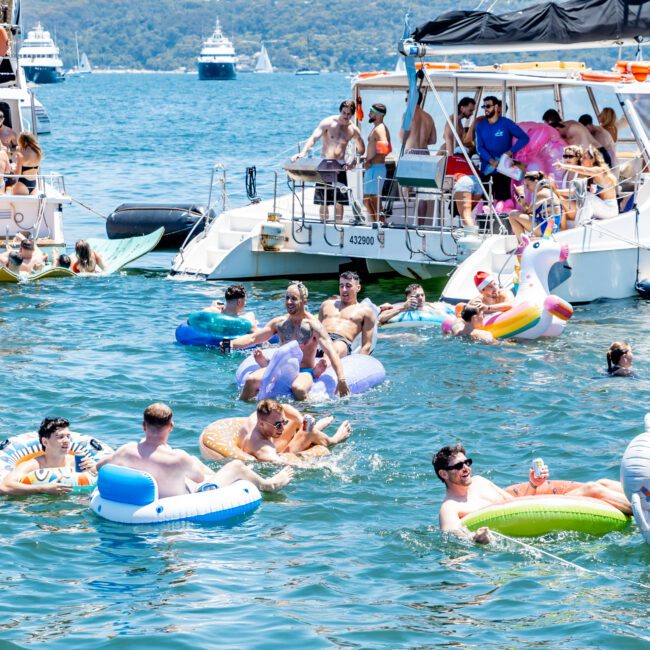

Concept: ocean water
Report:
left=0, top=73, right=649, bottom=648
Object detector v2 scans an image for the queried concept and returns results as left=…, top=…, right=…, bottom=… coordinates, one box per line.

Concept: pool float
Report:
left=0, top=430, right=113, bottom=493
left=620, top=413, right=650, bottom=545
left=90, top=464, right=261, bottom=525
left=382, top=303, right=455, bottom=329
left=236, top=341, right=386, bottom=400
left=505, top=479, right=581, bottom=497
left=175, top=311, right=255, bottom=348
left=515, top=122, right=567, bottom=182
left=461, top=495, right=630, bottom=537
left=199, top=417, right=329, bottom=461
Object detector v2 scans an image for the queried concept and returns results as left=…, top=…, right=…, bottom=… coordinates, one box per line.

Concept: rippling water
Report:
left=0, top=73, right=649, bottom=648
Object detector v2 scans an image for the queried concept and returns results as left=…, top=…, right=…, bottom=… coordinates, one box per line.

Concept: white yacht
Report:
left=197, top=19, right=236, bottom=80
left=18, top=23, right=65, bottom=84
left=171, top=0, right=650, bottom=304
left=254, top=43, right=273, bottom=74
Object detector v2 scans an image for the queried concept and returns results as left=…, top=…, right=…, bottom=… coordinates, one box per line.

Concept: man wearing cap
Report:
left=468, top=270, right=514, bottom=314
left=363, top=103, right=391, bottom=222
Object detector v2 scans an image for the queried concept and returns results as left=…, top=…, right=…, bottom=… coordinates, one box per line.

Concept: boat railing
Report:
left=0, top=172, right=66, bottom=196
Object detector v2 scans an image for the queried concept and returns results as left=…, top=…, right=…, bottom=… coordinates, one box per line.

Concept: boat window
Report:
left=559, top=85, right=595, bottom=122
left=590, top=85, right=633, bottom=142
left=515, top=87, right=555, bottom=123
left=627, top=94, right=650, bottom=140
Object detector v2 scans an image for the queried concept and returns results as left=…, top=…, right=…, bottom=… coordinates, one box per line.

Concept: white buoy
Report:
left=620, top=413, right=650, bottom=544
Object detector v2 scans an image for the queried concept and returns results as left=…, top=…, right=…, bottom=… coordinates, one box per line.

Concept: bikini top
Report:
left=21, top=165, right=38, bottom=172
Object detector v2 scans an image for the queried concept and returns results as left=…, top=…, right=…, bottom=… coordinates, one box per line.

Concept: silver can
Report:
left=302, top=415, right=315, bottom=433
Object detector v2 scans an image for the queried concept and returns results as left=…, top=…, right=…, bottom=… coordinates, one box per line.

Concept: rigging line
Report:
left=490, top=530, right=650, bottom=591
left=586, top=220, right=650, bottom=250
left=69, top=195, right=108, bottom=220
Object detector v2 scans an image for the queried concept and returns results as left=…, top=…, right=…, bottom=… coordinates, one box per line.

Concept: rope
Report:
left=69, top=195, right=109, bottom=220
left=490, top=530, right=650, bottom=590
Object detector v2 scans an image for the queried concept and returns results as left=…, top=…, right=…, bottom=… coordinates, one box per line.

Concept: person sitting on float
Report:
left=508, top=170, right=565, bottom=242
left=71, top=240, right=105, bottom=274
left=234, top=398, right=352, bottom=464
left=554, top=146, right=618, bottom=221
left=467, top=271, right=514, bottom=315
left=449, top=304, right=494, bottom=344
left=203, top=283, right=257, bottom=328
left=607, top=341, right=634, bottom=377
left=378, top=283, right=450, bottom=326
left=2, top=417, right=97, bottom=496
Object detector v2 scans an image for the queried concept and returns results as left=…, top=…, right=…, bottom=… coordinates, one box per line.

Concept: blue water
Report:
left=1, top=73, right=649, bottom=648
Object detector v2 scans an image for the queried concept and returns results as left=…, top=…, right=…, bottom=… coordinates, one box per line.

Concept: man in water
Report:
left=97, top=403, right=293, bottom=498
left=292, top=100, right=365, bottom=223
left=0, top=237, right=46, bottom=274
left=319, top=271, right=376, bottom=357
left=467, top=271, right=514, bottom=314
left=378, top=283, right=450, bottom=326
left=233, top=398, right=352, bottom=464
left=435, top=444, right=632, bottom=545
left=2, top=251, right=23, bottom=273
left=363, top=103, right=391, bottom=222
left=230, top=281, right=350, bottom=400
left=443, top=96, right=476, bottom=154
left=2, top=417, right=97, bottom=496
left=476, top=96, right=529, bottom=201
left=450, top=304, right=495, bottom=344
left=203, top=283, right=257, bottom=327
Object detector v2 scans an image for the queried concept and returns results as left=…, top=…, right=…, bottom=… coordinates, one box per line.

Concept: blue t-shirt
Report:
left=475, top=117, right=530, bottom=174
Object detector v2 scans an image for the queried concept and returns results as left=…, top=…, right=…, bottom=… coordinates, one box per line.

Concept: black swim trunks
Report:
left=314, top=170, right=350, bottom=206
left=329, top=332, right=353, bottom=355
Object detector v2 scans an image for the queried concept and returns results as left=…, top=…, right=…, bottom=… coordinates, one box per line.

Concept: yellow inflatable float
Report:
left=199, top=417, right=329, bottom=462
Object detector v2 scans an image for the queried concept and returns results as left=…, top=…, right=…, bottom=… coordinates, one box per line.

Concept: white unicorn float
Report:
left=444, top=235, right=574, bottom=339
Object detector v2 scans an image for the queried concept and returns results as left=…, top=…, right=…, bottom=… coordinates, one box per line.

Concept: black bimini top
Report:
left=412, top=0, right=650, bottom=48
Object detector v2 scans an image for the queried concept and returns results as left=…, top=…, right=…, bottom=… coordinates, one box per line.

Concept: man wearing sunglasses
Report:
left=234, top=398, right=352, bottom=464
left=434, top=444, right=513, bottom=544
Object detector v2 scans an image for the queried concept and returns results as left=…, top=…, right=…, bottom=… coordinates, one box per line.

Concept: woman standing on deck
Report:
left=11, top=132, right=42, bottom=196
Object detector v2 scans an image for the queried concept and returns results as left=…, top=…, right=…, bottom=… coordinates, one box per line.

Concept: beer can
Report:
left=221, top=338, right=231, bottom=354
left=302, top=415, right=315, bottom=433
left=531, top=457, right=544, bottom=479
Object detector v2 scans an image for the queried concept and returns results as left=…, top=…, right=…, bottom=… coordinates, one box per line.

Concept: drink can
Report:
left=221, top=338, right=231, bottom=355
left=302, top=415, right=315, bottom=433
left=531, top=457, right=544, bottom=479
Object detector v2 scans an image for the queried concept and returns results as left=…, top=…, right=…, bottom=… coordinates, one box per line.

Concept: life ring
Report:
left=187, top=311, right=254, bottom=338
left=580, top=70, right=632, bottom=83
left=382, top=305, right=455, bottom=329
left=0, top=430, right=113, bottom=493
left=505, top=479, right=582, bottom=497
left=90, top=464, right=262, bottom=524
left=461, top=495, right=630, bottom=537
left=415, top=62, right=461, bottom=71
left=615, top=61, right=650, bottom=82
left=199, top=417, right=329, bottom=461
left=357, top=71, right=391, bottom=79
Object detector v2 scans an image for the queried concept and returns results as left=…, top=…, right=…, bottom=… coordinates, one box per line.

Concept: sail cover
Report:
left=411, top=0, right=650, bottom=51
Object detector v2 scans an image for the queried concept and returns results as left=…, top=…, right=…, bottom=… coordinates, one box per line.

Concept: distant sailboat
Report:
left=394, top=56, right=406, bottom=73
left=254, top=43, right=273, bottom=74
left=295, top=36, right=319, bottom=75
left=68, top=33, right=91, bottom=76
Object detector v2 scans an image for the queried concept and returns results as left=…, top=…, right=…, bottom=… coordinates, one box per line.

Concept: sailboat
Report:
left=254, top=43, right=273, bottom=74
left=295, top=36, right=319, bottom=75
left=68, top=33, right=91, bottom=76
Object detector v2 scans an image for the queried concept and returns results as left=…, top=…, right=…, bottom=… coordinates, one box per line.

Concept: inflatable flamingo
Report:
left=515, top=122, right=568, bottom=182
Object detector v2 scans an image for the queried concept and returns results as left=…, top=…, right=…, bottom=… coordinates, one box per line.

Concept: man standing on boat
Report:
left=319, top=271, right=376, bottom=357
left=542, top=109, right=602, bottom=155
left=292, top=100, right=365, bottom=223
left=363, top=103, right=391, bottom=222
left=443, top=96, right=476, bottom=155
left=229, top=281, right=350, bottom=400
left=475, top=96, right=529, bottom=202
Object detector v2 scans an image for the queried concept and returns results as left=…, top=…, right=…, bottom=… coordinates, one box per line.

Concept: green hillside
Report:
left=21, top=0, right=625, bottom=72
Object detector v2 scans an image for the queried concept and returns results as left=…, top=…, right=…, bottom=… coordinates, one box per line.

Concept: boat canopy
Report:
left=406, top=0, right=650, bottom=55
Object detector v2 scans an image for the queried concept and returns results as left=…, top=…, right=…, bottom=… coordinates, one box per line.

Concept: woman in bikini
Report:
left=71, top=240, right=105, bottom=274
left=12, top=132, right=42, bottom=196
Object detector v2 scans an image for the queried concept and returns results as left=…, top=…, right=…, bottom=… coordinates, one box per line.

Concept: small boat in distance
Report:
left=295, top=36, right=320, bottom=75
left=197, top=19, right=237, bottom=80
left=18, top=23, right=65, bottom=84
left=254, top=43, right=273, bottom=74
left=68, top=34, right=92, bottom=76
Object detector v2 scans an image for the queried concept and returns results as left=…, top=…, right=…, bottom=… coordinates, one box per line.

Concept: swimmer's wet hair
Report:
left=405, top=283, right=423, bottom=297
left=607, top=341, right=631, bottom=373
left=38, top=417, right=70, bottom=443
left=225, top=284, right=246, bottom=301
left=340, top=271, right=360, bottom=283
left=461, top=304, right=480, bottom=322
left=144, top=403, right=173, bottom=427
left=288, top=281, right=308, bottom=300
left=433, top=444, right=466, bottom=482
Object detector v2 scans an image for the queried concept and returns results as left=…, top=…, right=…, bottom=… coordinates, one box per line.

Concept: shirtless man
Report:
left=542, top=108, right=600, bottom=150
left=0, top=110, right=18, bottom=152
left=292, top=99, right=365, bottom=222
left=2, top=251, right=22, bottom=273
left=578, top=114, right=617, bottom=171
left=203, top=283, right=257, bottom=327
left=235, top=398, right=352, bottom=464
left=319, top=271, right=375, bottom=357
left=467, top=271, right=514, bottom=314
left=443, top=96, right=476, bottom=154
left=378, top=283, right=450, bottom=326
left=97, top=403, right=293, bottom=498
left=450, top=304, right=495, bottom=344
left=2, top=417, right=97, bottom=496
left=363, top=103, right=391, bottom=222
left=230, top=282, right=350, bottom=401
left=0, top=237, right=46, bottom=274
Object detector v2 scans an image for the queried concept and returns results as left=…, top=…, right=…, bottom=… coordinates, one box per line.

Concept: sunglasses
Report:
left=481, top=104, right=494, bottom=109
left=446, top=458, right=473, bottom=471
left=269, top=418, right=288, bottom=431
left=563, top=154, right=577, bottom=159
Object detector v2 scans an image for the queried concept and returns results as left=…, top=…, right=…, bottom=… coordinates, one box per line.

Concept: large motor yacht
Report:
left=197, top=19, right=236, bottom=81
left=172, top=0, right=650, bottom=304
left=18, top=23, right=65, bottom=84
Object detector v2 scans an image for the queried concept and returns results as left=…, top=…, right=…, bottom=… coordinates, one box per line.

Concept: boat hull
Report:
left=23, top=66, right=64, bottom=84
left=198, top=62, right=236, bottom=80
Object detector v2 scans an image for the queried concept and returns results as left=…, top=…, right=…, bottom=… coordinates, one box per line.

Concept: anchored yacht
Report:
left=172, top=0, right=650, bottom=303
left=18, top=23, right=65, bottom=84
left=197, top=19, right=237, bottom=80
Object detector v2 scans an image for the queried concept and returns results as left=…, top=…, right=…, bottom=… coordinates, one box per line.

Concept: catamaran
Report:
left=171, top=0, right=650, bottom=303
